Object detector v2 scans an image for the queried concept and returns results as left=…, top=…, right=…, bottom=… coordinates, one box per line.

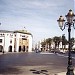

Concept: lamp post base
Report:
left=66, top=67, right=74, bottom=75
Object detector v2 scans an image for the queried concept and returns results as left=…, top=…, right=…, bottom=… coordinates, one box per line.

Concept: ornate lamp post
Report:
left=57, top=9, right=75, bottom=75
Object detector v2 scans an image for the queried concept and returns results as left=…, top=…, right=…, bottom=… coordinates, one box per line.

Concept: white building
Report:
left=0, top=30, right=33, bottom=53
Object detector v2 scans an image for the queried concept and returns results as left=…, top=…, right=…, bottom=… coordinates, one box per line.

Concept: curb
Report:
left=56, top=70, right=75, bottom=75
left=56, top=72, right=66, bottom=75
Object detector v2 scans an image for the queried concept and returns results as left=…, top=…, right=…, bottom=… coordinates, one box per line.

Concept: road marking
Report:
left=57, top=53, right=75, bottom=59
left=40, top=52, right=75, bottom=59
left=40, top=52, right=54, bottom=54
left=57, top=53, right=68, bottom=58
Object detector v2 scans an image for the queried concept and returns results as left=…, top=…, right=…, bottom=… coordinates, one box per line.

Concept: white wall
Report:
left=10, top=33, right=14, bottom=52
left=5, top=33, right=10, bottom=52
left=15, top=33, right=20, bottom=52
left=4, top=33, right=14, bottom=52
left=28, top=35, right=32, bottom=52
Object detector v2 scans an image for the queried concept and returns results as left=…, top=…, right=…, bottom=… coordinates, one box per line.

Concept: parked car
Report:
left=35, top=49, right=41, bottom=53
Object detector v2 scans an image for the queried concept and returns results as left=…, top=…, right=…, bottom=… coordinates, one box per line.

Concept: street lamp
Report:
left=57, top=9, right=75, bottom=75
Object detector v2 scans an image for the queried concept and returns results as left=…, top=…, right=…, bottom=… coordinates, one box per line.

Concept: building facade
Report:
left=0, top=30, right=33, bottom=53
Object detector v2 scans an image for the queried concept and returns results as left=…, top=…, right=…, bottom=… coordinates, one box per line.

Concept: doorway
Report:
left=9, top=46, right=12, bottom=52
left=19, top=46, right=21, bottom=52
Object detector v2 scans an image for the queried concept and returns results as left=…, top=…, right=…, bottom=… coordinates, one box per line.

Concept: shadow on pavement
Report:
left=0, top=67, right=22, bottom=74
left=30, top=69, right=49, bottom=75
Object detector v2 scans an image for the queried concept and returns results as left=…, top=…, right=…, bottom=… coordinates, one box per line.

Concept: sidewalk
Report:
left=19, top=66, right=75, bottom=75
left=0, top=52, right=4, bottom=55
left=0, top=65, right=74, bottom=75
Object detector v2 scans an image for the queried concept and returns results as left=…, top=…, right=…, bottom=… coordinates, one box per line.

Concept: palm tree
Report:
left=53, top=36, right=61, bottom=52
left=41, top=40, right=46, bottom=51
left=46, top=38, right=52, bottom=52
left=62, top=34, right=68, bottom=51
left=70, top=37, right=75, bottom=50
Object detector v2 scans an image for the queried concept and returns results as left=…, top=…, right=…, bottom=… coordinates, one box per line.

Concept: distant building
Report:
left=0, top=30, right=33, bottom=53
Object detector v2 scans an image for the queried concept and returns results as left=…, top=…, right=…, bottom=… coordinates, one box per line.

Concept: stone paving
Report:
left=0, top=65, right=69, bottom=75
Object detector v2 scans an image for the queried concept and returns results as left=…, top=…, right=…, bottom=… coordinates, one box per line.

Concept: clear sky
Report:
left=0, top=0, right=74, bottom=44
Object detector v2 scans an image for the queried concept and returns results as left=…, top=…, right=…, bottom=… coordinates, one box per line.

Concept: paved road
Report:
left=0, top=52, right=75, bottom=75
